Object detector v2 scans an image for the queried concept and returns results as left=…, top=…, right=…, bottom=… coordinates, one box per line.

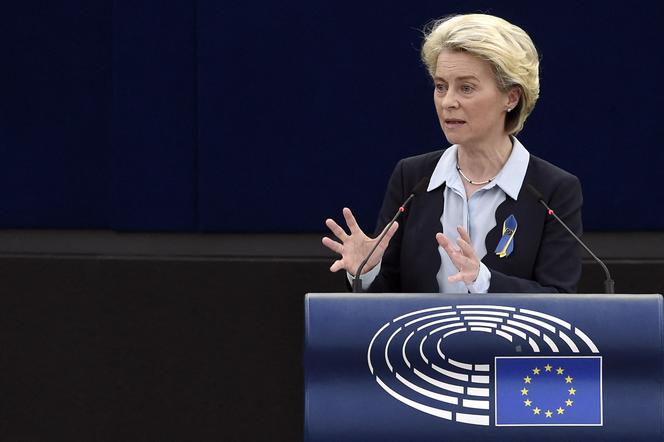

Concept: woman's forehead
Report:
left=435, top=50, right=492, bottom=80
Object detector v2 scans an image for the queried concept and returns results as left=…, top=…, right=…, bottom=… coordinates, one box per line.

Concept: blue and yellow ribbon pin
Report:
left=494, top=214, right=517, bottom=258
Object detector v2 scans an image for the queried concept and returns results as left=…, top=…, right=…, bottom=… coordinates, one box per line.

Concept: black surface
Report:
left=0, top=231, right=661, bottom=440
left=0, top=257, right=344, bottom=441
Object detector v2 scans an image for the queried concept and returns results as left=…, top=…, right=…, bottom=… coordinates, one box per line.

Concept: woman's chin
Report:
left=441, top=131, right=461, bottom=146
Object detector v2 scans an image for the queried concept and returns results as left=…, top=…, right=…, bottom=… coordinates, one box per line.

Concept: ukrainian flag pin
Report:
left=494, top=214, right=517, bottom=258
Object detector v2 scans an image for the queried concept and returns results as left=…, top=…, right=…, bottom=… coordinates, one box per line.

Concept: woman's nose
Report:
left=441, top=90, right=459, bottom=109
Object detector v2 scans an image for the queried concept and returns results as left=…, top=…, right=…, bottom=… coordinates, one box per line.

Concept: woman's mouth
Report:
left=444, top=119, right=466, bottom=128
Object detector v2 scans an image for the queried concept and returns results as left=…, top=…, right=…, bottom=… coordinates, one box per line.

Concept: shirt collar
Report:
left=427, top=137, right=530, bottom=200
left=428, top=144, right=461, bottom=192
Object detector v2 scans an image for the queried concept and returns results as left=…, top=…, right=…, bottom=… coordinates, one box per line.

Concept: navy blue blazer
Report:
left=368, top=150, right=583, bottom=293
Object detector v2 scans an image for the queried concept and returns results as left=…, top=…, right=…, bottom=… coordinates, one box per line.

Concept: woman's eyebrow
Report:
left=433, top=75, right=480, bottom=82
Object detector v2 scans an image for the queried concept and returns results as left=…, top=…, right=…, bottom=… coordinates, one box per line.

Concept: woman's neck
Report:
left=457, top=135, right=513, bottom=181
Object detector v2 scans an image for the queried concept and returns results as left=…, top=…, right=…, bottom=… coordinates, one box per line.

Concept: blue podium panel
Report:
left=304, top=294, right=664, bottom=441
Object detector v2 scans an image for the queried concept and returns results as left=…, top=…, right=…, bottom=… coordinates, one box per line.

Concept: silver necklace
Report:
left=456, top=164, right=496, bottom=185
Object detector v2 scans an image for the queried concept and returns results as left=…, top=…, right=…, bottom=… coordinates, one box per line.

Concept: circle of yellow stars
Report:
left=520, top=363, right=575, bottom=419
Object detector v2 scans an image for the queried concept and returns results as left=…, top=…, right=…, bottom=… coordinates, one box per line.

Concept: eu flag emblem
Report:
left=495, top=356, right=602, bottom=426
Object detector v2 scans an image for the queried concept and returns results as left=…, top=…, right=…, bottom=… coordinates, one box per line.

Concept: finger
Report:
left=329, top=259, right=345, bottom=273
left=448, top=261, right=478, bottom=284
left=437, top=233, right=467, bottom=270
left=321, top=236, right=343, bottom=255
left=378, top=221, right=399, bottom=247
left=456, top=225, right=471, bottom=244
left=325, top=218, right=348, bottom=241
left=456, top=237, right=478, bottom=260
left=342, top=207, right=362, bottom=234
left=448, top=272, right=465, bottom=283
left=436, top=233, right=460, bottom=255
left=447, top=253, right=468, bottom=271
left=435, top=232, right=449, bottom=248
left=452, top=242, right=479, bottom=282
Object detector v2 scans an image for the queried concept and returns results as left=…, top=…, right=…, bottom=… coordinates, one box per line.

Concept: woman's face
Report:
left=433, top=49, right=516, bottom=148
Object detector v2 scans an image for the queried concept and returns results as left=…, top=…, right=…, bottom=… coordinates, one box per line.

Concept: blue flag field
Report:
left=495, top=356, right=602, bottom=426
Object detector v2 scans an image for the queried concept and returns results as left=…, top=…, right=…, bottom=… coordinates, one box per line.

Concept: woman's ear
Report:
left=506, top=86, right=522, bottom=111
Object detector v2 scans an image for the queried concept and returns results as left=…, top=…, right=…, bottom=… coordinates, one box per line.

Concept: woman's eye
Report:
left=462, top=84, right=474, bottom=93
left=435, top=83, right=447, bottom=93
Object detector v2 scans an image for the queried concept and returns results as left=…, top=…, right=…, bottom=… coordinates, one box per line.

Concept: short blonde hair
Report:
left=421, top=14, right=540, bottom=135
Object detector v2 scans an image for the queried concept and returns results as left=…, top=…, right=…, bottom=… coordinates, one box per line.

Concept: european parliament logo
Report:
left=367, top=304, right=603, bottom=427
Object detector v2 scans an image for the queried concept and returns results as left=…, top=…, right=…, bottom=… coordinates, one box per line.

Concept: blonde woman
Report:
left=323, top=14, right=582, bottom=294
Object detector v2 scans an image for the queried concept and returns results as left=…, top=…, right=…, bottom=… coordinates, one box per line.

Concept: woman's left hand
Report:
left=436, top=226, right=480, bottom=284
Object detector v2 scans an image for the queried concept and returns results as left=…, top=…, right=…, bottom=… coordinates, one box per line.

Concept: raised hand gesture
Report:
left=322, top=207, right=398, bottom=275
left=436, top=226, right=480, bottom=284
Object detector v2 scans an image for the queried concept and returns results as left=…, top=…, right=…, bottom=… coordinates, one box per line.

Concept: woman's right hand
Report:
left=321, top=207, right=399, bottom=275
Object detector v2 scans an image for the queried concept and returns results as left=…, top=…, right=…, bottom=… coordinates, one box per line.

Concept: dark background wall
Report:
left=1, top=1, right=663, bottom=231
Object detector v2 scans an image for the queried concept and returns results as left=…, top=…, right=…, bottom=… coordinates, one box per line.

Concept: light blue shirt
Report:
left=353, top=137, right=530, bottom=293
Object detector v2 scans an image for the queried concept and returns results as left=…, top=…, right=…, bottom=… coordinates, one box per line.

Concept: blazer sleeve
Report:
left=489, top=175, right=583, bottom=293
left=366, top=160, right=408, bottom=293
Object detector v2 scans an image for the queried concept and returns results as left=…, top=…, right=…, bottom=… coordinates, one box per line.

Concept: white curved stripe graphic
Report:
left=456, top=305, right=516, bottom=311
left=470, top=375, right=490, bottom=384
left=559, top=330, right=580, bottom=352
left=460, top=310, right=510, bottom=317
left=402, top=331, right=415, bottom=368
left=500, top=325, right=527, bottom=340
left=475, top=364, right=490, bottom=372
left=413, top=368, right=464, bottom=394
left=429, top=322, right=465, bottom=334
left=405, top=311, right=457, bottom=327
left=467, top=322, right=498, bottom=328
left=470, top=327, right=493, bottom=333
left=506, top=319, right=541, bottom=336
left=462, top=398, right=490, bottom=410
left=436, top=338, right=445, bottom=360
left=495, top=329, right=513, bottom=342
left=443, top=327, right=467, bottom=338
left=456, top=412, right=490, bottom=426
left=519, top=308, right=572, bottom=329
left=575, top=327, right=600, bottom=353
left=431, top=364, right=468, bottom=382
left=542, top=333, right=559, bottom=352
left=513, top=313, right=557, bottom=333
left=393, top=306, right=452, bottom=322
left=419, top=334, right=429, bottom=364
left=376, top=377, right=452, bottom=420
left=368, top=321, right=390, bottom=374
left=385, top=327, right=401, bottom=372
left=528, top=337, right=540, bottom=352
left=396, top=373, right=458, bottom=405
left=462, top=316, right=504, bottom=322
left=467, top=386, right=490, bottom=397
left=417, top=317, right=461, bottom=331
left=448, top=358, right=473, bottom=371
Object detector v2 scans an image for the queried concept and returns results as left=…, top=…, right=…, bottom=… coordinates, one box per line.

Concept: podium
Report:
left=304, top=293, right=663, bottom=441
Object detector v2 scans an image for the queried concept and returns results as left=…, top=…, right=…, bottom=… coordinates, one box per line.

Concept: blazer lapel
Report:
left=482, top=196, right=517, bottom=273
left=408, top=184, right=445, bottom=292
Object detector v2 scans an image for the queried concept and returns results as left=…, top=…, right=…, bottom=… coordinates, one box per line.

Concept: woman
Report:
left=322, top=14, right=582, bottom=293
